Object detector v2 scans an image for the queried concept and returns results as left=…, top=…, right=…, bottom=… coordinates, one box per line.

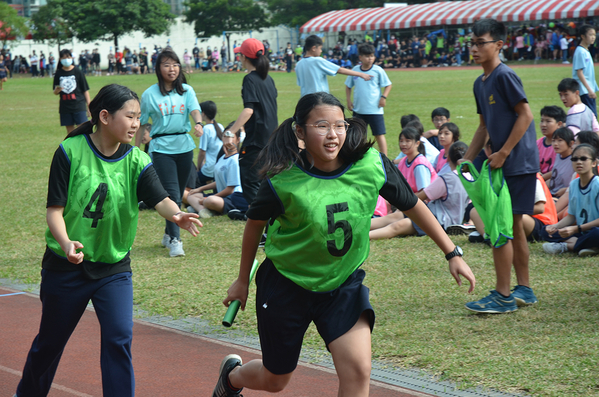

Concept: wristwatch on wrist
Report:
left=445, top=246, right=463, bottom=261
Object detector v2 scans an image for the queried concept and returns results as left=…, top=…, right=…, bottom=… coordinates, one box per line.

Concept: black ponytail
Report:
left=199, top=100, right=223, bottom=140
left=258, top=118, right=300, bottom=178
left=213, top=120, right=223, bottom=140
left=248, top=51, right=270, bottom=80
left=66, top=121, right=94, bottom=139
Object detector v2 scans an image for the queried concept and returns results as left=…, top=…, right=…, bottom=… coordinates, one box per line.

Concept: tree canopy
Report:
left=55, top=0, right=174, bottom=49
left=184, top=0, right=269, bottom=38
left=30, top=0, right=74, bottom=50
left=0, top=2, right=29, bottom=48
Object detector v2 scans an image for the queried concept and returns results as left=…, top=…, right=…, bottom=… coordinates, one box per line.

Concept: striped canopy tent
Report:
left=300, top=0, right=599, bottom=33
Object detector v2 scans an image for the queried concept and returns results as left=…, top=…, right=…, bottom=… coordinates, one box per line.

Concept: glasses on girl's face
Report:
left=571, top=156, right=592, bottom=162
left=304, top=120, right=349, bottom=135
left=161, top=63, right=180, bottom=69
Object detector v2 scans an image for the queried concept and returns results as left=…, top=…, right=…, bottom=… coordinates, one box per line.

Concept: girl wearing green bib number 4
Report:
left=15, top=84, right=202, bottom=397
left=212, top=92, right=475, bottom=397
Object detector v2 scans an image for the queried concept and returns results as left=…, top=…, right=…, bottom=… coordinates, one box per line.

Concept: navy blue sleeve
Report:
left=497, top=68, right=528, bottom=109
left=379, top=154, right=418, bottom=211
left=137, top=164, right=169, bottom=208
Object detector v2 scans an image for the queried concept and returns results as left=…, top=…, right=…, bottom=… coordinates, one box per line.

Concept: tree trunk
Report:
left=114, top=35, right=119, bottom=50
left=226, top=33, right=231, bottom=61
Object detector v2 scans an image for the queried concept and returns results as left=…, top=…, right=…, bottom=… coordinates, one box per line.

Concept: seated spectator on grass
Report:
left=187, top=125, right=248, bottom=218
left=432, top=122, right=460, bottom=174
left=395, top=117, right=440, bottom=165
left=371, top=142, right=469, bottom=239
left=542, top=144, right=599, bottom=256
left=548, top=127, right=575, bottom=198
left=423, top=107, right=451, bottom=151
left=396, top=126, right=438, bottom=193
left=558, top=78, right=599, bottom=135
left=537, top=105, right=566, bottom=181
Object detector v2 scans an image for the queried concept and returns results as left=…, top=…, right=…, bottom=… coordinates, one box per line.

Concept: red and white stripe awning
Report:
left=300, top=0, right=599, bottom=33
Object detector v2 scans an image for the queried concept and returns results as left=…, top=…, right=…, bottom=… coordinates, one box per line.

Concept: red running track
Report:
left=0, top=287, right=432, bottom=397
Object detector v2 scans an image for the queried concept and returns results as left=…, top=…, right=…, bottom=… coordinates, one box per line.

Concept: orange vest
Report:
left=533, top=173, right=558, bottom=225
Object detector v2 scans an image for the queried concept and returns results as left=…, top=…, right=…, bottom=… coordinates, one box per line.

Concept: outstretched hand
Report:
left=448, top=257, right=476, bottom=293
left=173, top=212, right=203, bottom=237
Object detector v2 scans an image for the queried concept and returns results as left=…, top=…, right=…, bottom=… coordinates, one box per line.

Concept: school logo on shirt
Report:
left=59, top=75, right=77, bottom=94
left=488, top=94, right=496, bottom=105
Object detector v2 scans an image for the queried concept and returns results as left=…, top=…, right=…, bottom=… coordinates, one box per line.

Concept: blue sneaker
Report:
left=511, top=285, right=538, bottom=306
left=465, top=290, right=518, bottom=314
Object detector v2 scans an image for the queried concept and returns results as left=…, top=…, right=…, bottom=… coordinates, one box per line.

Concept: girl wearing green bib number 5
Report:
left=15, top=84, right=202, bottom=397
left=212, top=92, right=475, bottom=397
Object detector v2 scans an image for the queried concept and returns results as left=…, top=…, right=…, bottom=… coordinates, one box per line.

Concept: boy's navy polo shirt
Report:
left=473, top=63, right=539, bottom=177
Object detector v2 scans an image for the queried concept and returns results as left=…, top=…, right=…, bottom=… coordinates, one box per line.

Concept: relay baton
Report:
left=222, top=259, right=260, bottom=327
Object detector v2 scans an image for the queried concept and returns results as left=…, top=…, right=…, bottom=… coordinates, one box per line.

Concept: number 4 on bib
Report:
left=83, top=183, right=108, bottom=228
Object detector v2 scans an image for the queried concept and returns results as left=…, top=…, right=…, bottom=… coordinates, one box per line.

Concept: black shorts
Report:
left=505, top=173, right=536, bottom=215
left=222, top=192, right=249, bottom=213
left=197, top=168, right=214, bottom=187
left=60, top=111, right=87, bottom=126
left=528, top=217, right=545, bottom=242
left=352, top=113, right=386, bottom=136
left=255, top=259, right=374, bottom=375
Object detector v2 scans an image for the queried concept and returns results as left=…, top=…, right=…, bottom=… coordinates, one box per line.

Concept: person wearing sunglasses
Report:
left=543, top=144, right=599, bottom=256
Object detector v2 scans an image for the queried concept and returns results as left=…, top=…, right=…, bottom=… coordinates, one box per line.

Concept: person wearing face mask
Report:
left=53, top=49, right=91, bottom=134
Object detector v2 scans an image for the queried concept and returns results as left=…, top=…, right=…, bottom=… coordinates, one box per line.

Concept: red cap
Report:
left=234, top=38, right=265, bottom=59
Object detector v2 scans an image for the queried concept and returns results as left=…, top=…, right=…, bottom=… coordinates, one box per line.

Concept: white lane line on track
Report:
left=0, top=365, right=94, bottom=397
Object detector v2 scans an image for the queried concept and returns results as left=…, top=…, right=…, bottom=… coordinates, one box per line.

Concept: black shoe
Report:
left=227, top=209, right=247, bottom=221
left=212, top=354, right=243, bottom=397
left=468, top=231, right=484, bottom=243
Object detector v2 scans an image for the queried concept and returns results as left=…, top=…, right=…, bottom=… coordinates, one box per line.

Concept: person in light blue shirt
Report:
left=187, top=127, right=248, bottom=218
left=295, top=35, right=371, bottom=97
left=345, top=43, right=392, bottom=155
left=137, top=48, right=203, bottom=257
left=572, top=25, right=599, bottom=117
left=197, top=100, right=224, bottom=185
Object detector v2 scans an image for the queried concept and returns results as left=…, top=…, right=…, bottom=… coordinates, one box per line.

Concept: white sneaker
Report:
left=543, top=242, right=568, bottom=254
left=161, top=233, right=170, bottom=248
left=579, top=247, right=599, bottom=257
left=446, top=224, right=476, bottom=235
left=199, top=208, right=217, bottom=218
left=168, top=238, right=185, bottom=257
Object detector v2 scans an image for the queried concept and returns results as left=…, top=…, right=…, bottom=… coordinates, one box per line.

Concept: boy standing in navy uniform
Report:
left=462, top=19, right=540, bottom=313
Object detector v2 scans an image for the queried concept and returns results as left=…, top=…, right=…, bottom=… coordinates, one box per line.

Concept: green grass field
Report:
left=1, top=65, right=598, bottom=396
